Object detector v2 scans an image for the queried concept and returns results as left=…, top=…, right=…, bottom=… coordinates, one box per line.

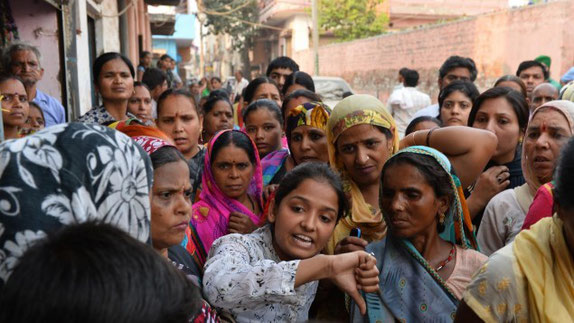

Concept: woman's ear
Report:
left=437, top=195, right=450, bottom=216
left=267, top=199, right=277, bottom=224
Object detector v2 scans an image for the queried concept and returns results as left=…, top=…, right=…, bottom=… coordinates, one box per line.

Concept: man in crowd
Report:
left=266, top=56, right=299, bottom=91
left=232, top=70, right=249, bottom=103
left=142, top=68, right=168, bottom=118
left=168, top=57, right=183, bottom=89
left=2, top=42, right=66, bottom=127
left=189, top=80, right=202, bottom=104
left=534, top=55, right=561, bottom=90
left=158, top=54, right=174, bottom=88
left=387, top=69, right=431, bottom=137
left=137, top=51, right=152, bottom=81
left=412, top=55, right=477, bottom=119
left=516, top=60, right=547, bottom=97
left=530, top=83, right=559, bottom=112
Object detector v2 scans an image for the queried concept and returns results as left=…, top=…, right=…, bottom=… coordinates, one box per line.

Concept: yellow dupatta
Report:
left=325, top=94, right=399, bottom=254
left=513, top=216, right=574, bottom=322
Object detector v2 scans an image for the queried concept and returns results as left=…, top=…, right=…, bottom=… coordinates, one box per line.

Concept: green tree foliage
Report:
left=319, top=0, right=388, bottom=41
left=200, top=0, right=259, bottom=51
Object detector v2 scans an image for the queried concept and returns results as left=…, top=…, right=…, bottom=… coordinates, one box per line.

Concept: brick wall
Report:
left=293, top=0, right=574, bottom=103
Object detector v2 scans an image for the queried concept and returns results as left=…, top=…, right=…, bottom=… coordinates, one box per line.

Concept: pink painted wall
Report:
left=10, top=0, right=63, bottom=103
left=293, top=1, right=574, bottom=103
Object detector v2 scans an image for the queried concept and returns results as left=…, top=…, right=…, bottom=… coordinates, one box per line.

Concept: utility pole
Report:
left=197, top=0, right=205, bottom=77
left=311, top=0, right=319, bottom=76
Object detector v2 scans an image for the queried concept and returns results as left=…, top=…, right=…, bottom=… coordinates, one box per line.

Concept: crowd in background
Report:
left=1, top=40, right=574, bottom=322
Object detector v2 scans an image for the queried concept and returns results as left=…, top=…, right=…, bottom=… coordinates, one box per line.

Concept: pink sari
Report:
left=188, top=129, right=264, bottom=260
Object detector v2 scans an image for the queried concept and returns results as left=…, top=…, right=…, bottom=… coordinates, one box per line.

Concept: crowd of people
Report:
left=1, top=40, right=574, bottom=322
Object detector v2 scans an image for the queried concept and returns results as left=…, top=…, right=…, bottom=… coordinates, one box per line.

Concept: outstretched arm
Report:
left=400, top=126, right=497, bottom=188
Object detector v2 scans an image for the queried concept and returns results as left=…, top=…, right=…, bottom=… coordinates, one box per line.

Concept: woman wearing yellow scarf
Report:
left=456, top=136, right=574, bottom=322
left=325, top=94, right=400, bottom=255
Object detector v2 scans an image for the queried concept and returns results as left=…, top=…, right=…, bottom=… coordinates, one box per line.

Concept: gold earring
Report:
left=439, top=212, right=445, bottom=225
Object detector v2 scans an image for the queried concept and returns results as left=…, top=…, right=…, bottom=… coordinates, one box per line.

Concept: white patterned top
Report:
left=202, top=225, right=318, bottom=323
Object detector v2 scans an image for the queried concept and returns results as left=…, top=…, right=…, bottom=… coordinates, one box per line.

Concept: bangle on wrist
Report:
left=426, top=127, right=439, bottom=146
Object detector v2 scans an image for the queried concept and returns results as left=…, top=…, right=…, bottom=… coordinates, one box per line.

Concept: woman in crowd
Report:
left=201, top=91, right=234, bottom=144
left=456, top=136, right=574, bottom=322
left=186, top=130, right=264, bottom=267
left=352, top=147, right=487, bottom=322
left=282, top=71, right=315, bottom=97
left=405, top=116, right=442, bottom=136
left=477, top=100, right=574, bottom=255
left=202, top=163, right=380, bottom=322
left=127, top=82, right=154, bottom=125
left=494, top=75, right=528, bottom=98
left=466, top=87, right=529, bottom=225
left=77, top=52, right=135, bottom=124
left=324, top=94, right=399, bottom=255
left=156, top=89, right=205, bottom=201
left=243, top=99, right=284, bottom=159
left=20, top=102, right=45, bottom=135
left=261, top=101, right=331, bottom=186
left=0, top=123, right=152, bottom=287
left=438, top=80, right=480, bottom=127
left=243, top=76, right=282, bottom=107
left=281, top=89, right=323, bottom=125
left=0, top=75, right=29, bottom=139
left=134, top=135, right=219, bottom=322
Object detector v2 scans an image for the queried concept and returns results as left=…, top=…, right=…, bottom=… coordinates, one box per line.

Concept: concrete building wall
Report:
left=293, top=0, right=574, bottom=103
left=10, top=0, right=63, bottom=102
left=97, top=0, right=121, bottom=53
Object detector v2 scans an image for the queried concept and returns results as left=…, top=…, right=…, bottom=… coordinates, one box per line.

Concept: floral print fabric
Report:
left=203, top=225, right=318, bottom=322
left=0, top=123, right=153, bottom=285
left=76, top=105, right=136, bottom=125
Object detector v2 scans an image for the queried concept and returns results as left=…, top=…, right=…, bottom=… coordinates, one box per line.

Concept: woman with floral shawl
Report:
left=185, top=129, right=264, bottom=267
left=351, top=146, right=486, bottom=322
left=0, top=123, right=153, bottom=287
left=261, top=101, right=331, bottom=185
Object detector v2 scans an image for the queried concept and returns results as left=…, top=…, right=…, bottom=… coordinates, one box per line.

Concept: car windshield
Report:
left=314, top=79, right=351, bottom=101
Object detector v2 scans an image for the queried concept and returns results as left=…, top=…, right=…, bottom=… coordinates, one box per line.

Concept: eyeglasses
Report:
left=1, top=93, right=29, bottom=103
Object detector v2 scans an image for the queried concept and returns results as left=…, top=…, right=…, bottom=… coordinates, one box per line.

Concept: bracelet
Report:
left=426, top=127, right=439, bottom=146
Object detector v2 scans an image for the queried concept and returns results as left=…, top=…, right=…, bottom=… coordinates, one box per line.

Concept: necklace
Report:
left=435, top=243, right=456, bottom=272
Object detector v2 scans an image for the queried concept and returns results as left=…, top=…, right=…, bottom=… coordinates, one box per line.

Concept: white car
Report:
left=312, top=76, right=354, bottom=109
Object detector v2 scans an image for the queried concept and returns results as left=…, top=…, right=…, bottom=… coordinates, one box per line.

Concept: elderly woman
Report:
left=455, top=136, right=574, bottom=322
left=477, top=100, right=574, bottom=255
left=351, top=147, right=487, bottom=322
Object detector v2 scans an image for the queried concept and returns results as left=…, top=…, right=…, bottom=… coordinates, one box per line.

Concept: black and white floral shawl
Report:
left=0, top=123, right=153, bottom=285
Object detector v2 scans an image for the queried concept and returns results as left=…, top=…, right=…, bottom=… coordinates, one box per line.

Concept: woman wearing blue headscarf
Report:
left=352, top=147, right=487, bottom=322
